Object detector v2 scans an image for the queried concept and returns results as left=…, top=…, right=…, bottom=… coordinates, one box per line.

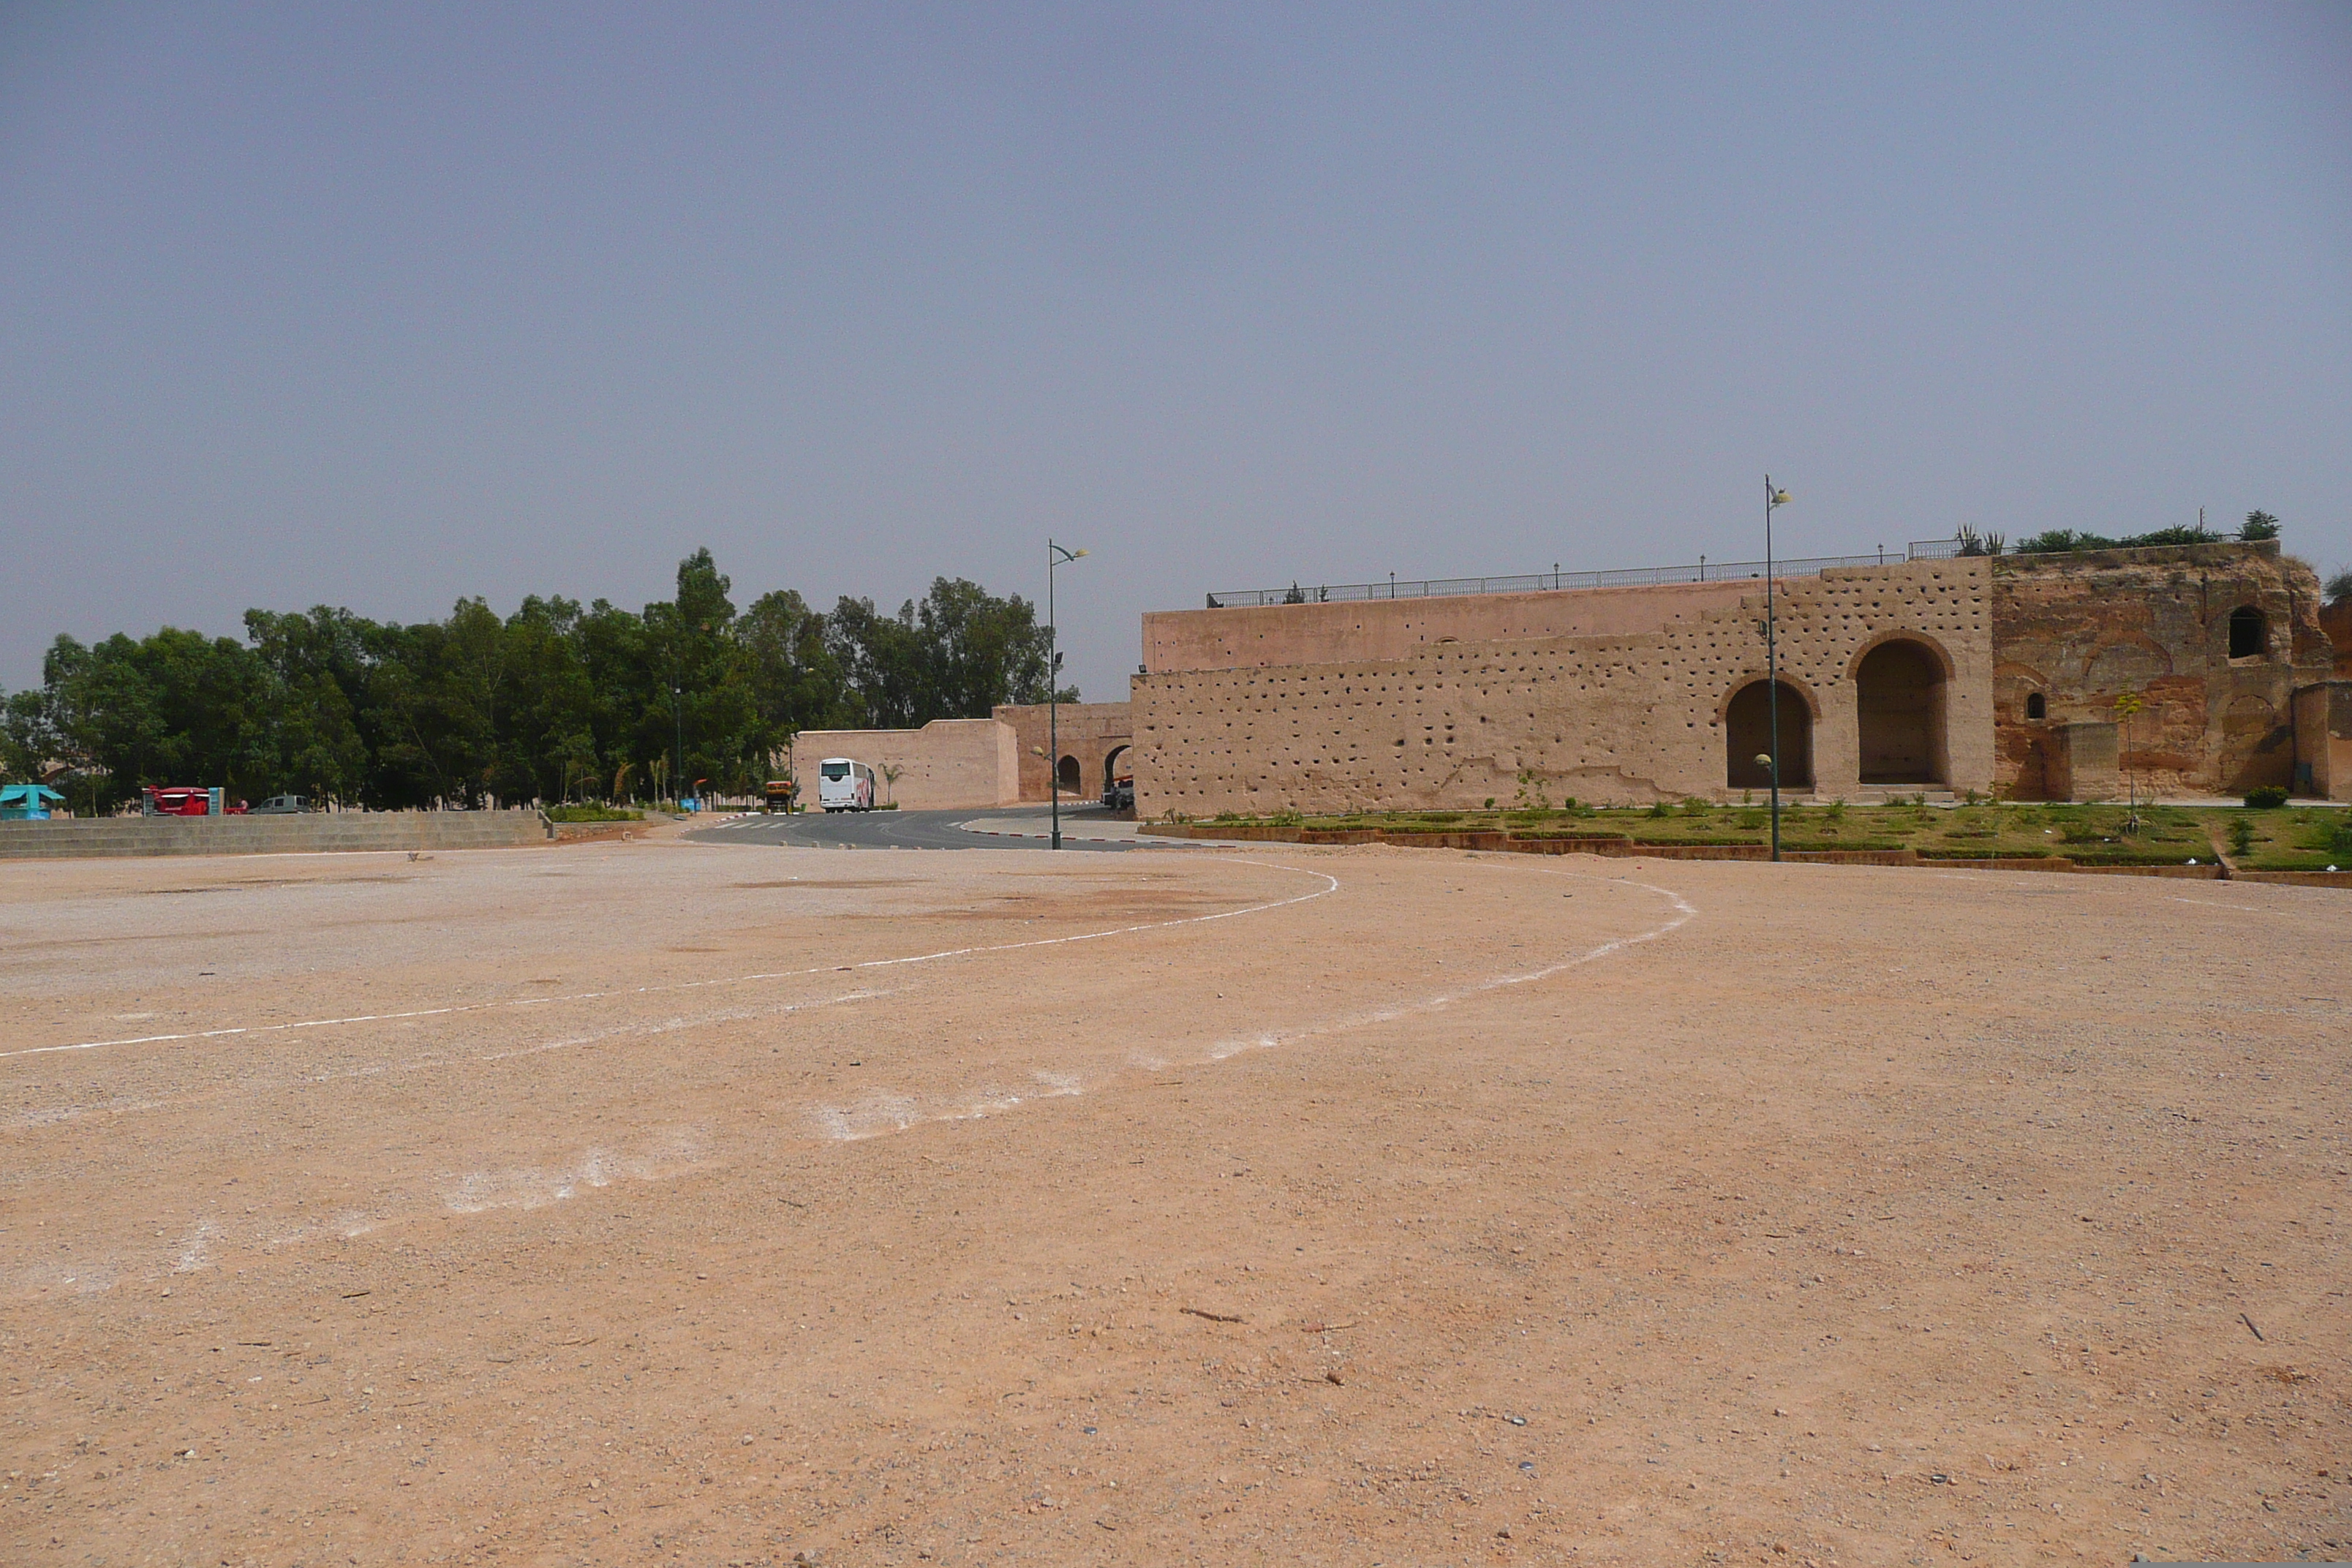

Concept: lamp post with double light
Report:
left=1048, top=540, right=1088, bottom=850
left=1764, top=478, right=1793, bottom=862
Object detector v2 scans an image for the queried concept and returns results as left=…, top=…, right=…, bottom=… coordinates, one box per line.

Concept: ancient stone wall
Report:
left=1133, top=559, right=1994, bottom=816
left=2321, top=598, right=2352, bottom=679
left=2292, top=683, right=2352, bottom=802
left=787, top=720, right=1019, bottom=811
left=991, top=701, right=1133, bottom=802
left=1989, top=543, right=2333, bottom=799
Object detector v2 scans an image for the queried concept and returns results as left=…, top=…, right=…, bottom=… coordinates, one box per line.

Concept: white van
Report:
left=817, top=758, right=877, bottom=812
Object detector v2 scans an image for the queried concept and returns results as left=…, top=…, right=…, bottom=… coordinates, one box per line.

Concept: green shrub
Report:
left=2228, top=817, right=2256, bottom=858
left=545, top=804, right=642, bottom=823
left=2244, top=785, right=2290, bottom=810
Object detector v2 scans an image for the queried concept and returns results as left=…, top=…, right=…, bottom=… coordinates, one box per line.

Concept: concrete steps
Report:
left=0, top=810, right=551, bottom=859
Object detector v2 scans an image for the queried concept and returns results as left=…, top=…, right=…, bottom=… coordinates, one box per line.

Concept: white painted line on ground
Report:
left=813, top=862, right=1699, bottom=1141
left=1, top=859, right=1340, bottom=1063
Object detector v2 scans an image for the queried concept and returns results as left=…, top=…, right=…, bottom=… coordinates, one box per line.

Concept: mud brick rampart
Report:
left=1133, top=559, right=1996, bottom=817
left=1131, top=543, right=2348, bottom=815
left=992, top=701, right=1133, bottom=803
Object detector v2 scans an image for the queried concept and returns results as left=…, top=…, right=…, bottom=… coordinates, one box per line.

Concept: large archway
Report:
left=1855, top=639, right=1948, bottom=785
left=1056, top=754, right=1082, bottom=794
left=1725, top=680, right=1814, bottom=789
left=1102, top=744, right=1131, bottom=791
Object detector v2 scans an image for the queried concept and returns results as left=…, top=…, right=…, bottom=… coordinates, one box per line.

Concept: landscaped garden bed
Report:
left=1143, top=799, right=2351, bottom=883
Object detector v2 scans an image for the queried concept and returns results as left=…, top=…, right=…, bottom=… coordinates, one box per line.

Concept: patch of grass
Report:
left=2244, top=807, right=2352, bottom=870
left=1183, top=801, right=2302, bottom=864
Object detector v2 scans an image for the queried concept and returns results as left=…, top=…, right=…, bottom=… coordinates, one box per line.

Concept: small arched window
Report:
left=2228, top=605, right=2266, bottom=659
left=2024, top=691, right=2047, bottom=720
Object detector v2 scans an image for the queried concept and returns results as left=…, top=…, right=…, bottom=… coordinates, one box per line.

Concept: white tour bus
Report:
left=816, top=758, right=877, bottom=812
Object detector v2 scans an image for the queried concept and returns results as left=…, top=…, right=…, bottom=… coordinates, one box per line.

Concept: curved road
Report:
left=682, top=804, right=1137, bottom=853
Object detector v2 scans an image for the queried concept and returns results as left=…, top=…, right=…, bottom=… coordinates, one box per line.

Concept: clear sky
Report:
left=3, top=2, right=2347, bottom=700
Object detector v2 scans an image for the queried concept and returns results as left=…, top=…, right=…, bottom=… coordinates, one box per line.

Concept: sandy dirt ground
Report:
left=1, top=832, right=2346, bottom=1567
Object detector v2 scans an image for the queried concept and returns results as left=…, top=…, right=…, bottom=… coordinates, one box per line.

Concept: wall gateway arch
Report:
left=1854, top=638, right=1949, bottom=785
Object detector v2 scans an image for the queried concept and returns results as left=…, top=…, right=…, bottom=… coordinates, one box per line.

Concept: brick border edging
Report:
left=1134, top=822, right=2352, bottom=886
left=2234, top=869, right=2352, bottom=887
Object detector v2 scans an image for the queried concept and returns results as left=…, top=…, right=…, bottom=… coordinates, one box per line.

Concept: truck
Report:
left=816, top=758, right=877, bottom=812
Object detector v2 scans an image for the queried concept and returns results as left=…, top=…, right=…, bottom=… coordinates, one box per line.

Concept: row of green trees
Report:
left=1982, top=510, right=2284, bottom=556
left=0, top=550, right=1071, bottom=812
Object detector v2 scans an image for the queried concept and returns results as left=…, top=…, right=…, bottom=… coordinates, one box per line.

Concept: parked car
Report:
left=248, top=795, right=312, bottom=815
left=1103, top=774, right=1134, bottom=812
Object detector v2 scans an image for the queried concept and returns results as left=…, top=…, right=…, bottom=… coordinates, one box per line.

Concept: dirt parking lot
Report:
left=1, top=833, right=2346, bottom=1566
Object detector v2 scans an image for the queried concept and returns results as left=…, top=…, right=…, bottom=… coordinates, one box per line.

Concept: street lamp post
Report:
left=1048, top=540, right=1088, bottom=850
left=671, top=683, right=684, bottom=811
left=1764, top=477, right=1793, bottom=863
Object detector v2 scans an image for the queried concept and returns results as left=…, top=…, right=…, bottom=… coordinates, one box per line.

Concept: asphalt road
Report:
left=682, top=804, right=1136, bottom=852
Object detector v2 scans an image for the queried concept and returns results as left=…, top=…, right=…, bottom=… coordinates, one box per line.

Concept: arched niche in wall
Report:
left=1722, top=678, right=1816, bottom=790
left=2228, top=605, right=2268, bottom=660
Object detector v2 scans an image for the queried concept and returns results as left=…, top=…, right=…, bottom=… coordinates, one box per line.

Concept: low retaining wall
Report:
left=0, top=810, right=551, bottom=860
left=547, top=818, right=643, bottom=843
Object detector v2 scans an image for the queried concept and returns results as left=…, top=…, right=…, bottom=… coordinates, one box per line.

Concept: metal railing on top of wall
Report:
left=1205, top=539, right=1965, bottom=609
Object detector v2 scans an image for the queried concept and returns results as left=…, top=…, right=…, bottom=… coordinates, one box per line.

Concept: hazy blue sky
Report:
left=4, top=3, right=2347, bottom=700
